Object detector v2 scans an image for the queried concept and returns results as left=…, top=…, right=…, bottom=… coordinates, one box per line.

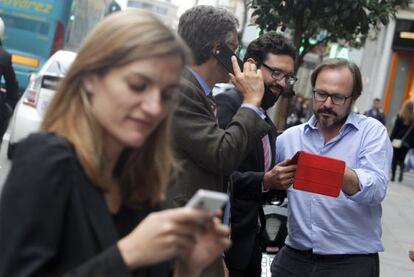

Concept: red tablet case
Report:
left=290, top=151, right=345, bottom=197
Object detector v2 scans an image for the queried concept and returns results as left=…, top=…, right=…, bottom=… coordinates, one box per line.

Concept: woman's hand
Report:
left=174, top=216, right=231, bottom=277
left=117, top=207, right=213, bottom=269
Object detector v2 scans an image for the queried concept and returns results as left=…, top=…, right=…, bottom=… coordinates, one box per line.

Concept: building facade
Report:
left=358, top=4, right=414, bottom=128
left=127, top=0, right=178, bottom=27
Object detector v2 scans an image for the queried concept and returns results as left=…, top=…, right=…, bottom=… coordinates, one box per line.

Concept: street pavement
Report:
left=380, top=169, right=414, bottom=276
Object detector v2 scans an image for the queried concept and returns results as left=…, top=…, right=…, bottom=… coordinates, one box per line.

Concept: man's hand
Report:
left=341, top=167, right=360, bottom=196
left=263, top=159, right=297, bottom=190
left=229, top=56, right=264, bottom=107
left=409, top=244, right=414, bottom=262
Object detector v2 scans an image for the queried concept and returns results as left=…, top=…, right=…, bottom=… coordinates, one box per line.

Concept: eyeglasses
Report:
left=261, top=63, right=297, bottom=86
left=312, top=90, right=352, bottom=105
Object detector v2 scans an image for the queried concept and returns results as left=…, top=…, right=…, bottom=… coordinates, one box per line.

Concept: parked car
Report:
left=5, top=50, right=76, bottom=159
left=212, top=82, right=234, bottom=96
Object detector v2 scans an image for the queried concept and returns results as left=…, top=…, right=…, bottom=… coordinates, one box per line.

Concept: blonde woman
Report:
left=0, top=10, right=230, bottom=276
left=390, top=100, right=414, bottom=182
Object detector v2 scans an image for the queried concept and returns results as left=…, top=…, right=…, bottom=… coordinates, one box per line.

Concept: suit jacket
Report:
left=0, top=133, right=170, bottom=277
left=215, top=89, right=286, bottom=270
left=167, top=68, right=270, bottom=207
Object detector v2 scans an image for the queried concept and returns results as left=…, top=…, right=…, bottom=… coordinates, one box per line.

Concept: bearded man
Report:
left=269, top=58, right=392, bottom=277
left=215, top=32, right=296, bottom=277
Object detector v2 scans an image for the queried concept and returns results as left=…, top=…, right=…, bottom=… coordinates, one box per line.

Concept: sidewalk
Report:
left=380, top=170, right=414, bottom=276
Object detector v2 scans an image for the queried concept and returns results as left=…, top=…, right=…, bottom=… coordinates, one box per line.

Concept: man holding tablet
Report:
left=270, top=58, right=393, bottom=277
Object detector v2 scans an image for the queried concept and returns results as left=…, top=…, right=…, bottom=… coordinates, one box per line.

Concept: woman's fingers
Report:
left=211, top=217, right=230, bottom=236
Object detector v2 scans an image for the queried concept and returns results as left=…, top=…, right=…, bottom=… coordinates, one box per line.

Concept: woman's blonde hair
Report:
left=399, top=100, right=414, bottom=125
left=41, top=9, right=190, bottom=207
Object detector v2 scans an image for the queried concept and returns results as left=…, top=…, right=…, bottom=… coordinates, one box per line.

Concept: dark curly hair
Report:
left=244, top=32, right=296, bottom=65
left=178, top=5, right=238, bottom=65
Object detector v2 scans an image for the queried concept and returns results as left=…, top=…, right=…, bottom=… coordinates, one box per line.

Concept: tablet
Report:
left=289, top=151, right=345, bottom=197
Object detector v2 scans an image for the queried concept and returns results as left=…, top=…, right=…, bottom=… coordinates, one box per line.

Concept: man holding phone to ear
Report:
left=167, top=5, right=270, bottom=277
left=215, top=32, right=297, bottom=277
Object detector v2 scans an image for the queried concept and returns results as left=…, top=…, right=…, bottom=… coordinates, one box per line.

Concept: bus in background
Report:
left=0, top=0, right=73, bottom=92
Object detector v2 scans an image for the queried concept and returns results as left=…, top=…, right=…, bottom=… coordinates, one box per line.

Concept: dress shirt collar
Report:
left=188, top=67, right=211, bottom=96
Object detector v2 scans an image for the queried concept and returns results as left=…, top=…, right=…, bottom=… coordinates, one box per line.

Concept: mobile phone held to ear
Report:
left=214, top=45, right=277, bottom=110
left=213, top=44, right=244, bottom=75
left=185, top=189, right=229, bottom=213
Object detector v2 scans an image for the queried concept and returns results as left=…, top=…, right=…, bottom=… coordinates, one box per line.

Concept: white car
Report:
left=212, top=82, right=234, bottom=96
left=6, top=50, right=76, bottom=159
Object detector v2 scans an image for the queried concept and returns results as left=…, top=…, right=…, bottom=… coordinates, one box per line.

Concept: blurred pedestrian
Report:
left=364, top=98, right=386, bottom=125
left=0, top=17, right=19, bottom=144
left=390, top=100, right=414, bottom=182
left=0, top=10, right=230, bottom=276
left=167, top=6, right=267, bottom=276
left=270, top=58, right=392, bottom=277
left=215, top=32, right=296, bottom=277
left=286, top=94, right=305, bottom=128
left=405, top=149, right=414, bottom=172
left=302, top=97, right=313, bottom=121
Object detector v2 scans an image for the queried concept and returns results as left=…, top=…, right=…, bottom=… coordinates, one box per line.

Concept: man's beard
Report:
left=261, top=83, right=284, bottom=110
left=314, top=106, right=350, bottom=129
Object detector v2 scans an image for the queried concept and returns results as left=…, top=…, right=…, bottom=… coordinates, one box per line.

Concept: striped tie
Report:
left=262, top=134, right=271, bottom=171
left=207, top=94, right=217, bottom=117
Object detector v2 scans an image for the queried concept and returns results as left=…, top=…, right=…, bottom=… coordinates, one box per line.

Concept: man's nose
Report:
left=276, top=77, right=288, bottom=88
left=322, top=95, right=335, bottom=107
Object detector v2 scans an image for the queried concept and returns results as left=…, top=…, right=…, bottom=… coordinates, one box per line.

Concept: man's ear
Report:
left=246, top=57, right=256, bottom=65
left=211, top=41, right=220, bottom=56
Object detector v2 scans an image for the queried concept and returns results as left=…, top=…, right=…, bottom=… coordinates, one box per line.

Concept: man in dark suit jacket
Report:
left=167, top=6, right=269, bottom=276
left=216, top=32, right=297, bottom=277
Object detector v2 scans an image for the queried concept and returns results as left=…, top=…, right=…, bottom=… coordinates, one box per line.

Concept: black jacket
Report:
left=215, top=89, right=286, bottom=270
left=0, top=133, right=170, bottom=276
left=390, top=115, right=414, bottom=148
left=0, top=43, right=19, bottom=109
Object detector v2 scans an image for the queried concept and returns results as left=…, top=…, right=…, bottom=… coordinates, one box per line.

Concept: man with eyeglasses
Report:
left=167, top=6, right=269, bottom=277
left=215, top=32, right=297, bottom=277
left=270, top=58, right=392, bottom=277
